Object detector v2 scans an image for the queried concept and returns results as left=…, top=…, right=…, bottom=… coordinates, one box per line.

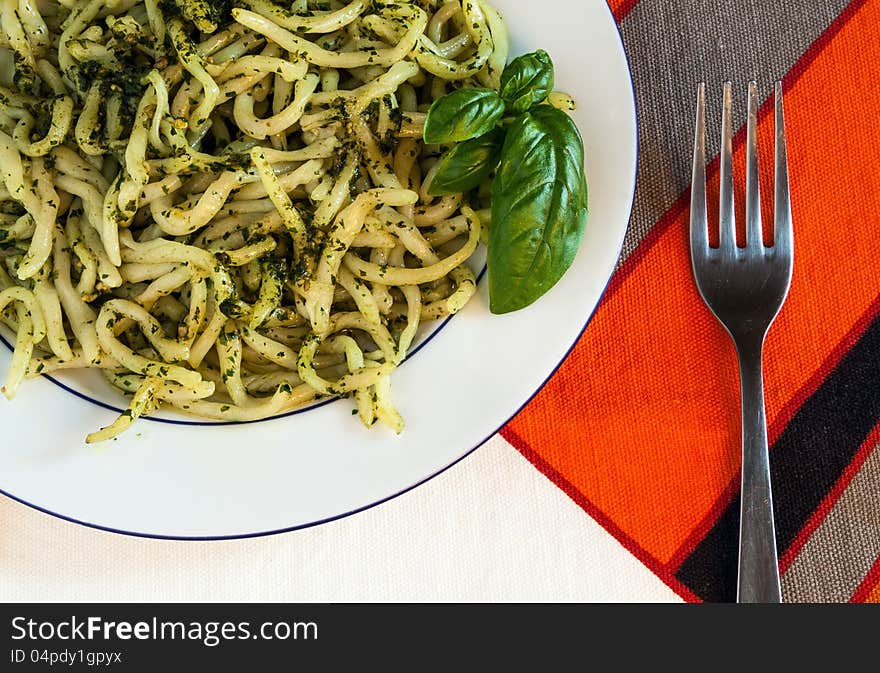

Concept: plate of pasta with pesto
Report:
left=0, top=0, right=636, bottom=538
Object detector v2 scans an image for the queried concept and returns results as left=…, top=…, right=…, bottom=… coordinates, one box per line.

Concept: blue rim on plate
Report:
left=0, top=0, right=638, bottom=540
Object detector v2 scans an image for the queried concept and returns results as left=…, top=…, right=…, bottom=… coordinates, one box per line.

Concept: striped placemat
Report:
left=506, top=0, right=880, bottom=602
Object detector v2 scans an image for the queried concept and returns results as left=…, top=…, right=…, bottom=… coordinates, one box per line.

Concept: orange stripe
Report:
left=506, top=0, right=880, bottom=564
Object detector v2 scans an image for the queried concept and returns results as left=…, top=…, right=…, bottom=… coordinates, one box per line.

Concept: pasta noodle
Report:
left=0, top=0, right=509, bottom=441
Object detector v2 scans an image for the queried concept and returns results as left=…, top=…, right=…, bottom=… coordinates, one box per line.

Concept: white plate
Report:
left=0, top=0, right=636, bottom=538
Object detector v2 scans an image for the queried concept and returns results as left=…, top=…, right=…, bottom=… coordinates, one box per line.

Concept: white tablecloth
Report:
left=2, top=436, right=679, bottom=602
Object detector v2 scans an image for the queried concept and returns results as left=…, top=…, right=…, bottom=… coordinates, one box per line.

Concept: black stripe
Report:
left=675, top=310, right=880, bottom=602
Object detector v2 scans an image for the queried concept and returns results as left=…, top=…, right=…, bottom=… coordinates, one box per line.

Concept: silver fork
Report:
left=689, top=81, right=793, bottom=603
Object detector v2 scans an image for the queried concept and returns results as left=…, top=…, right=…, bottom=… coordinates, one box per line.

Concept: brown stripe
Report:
left=781, top=441, right=880, bottom=603
left=851, top=554, right=880, bottom=603
left=616, top=0, right=850, bottom=260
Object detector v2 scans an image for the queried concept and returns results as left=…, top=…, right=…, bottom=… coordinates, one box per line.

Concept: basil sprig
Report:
left=427, top=128, right=505, bottom=196
left=489, top=107, right=588, bottom=314
left=500, top=49, right=554, bottom=114
left=423, top=88, right=506, bottom=144
left=423, top=50, right=588, bottom=314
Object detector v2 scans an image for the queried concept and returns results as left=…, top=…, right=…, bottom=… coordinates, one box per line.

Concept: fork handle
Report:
left=735, top=337, right=782, bottom=603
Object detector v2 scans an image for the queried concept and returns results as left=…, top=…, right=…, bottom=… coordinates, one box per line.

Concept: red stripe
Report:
left=850, top=553, right=880, bottom=603
left=501, top=426, right=701, bottom=602
left=603, top=0, right=871, bottom=306
left=779, top=423, right=880, bottom=574
left=666, top=473, right=741, bottom=573
left=613, top=0, right=640, bottom=22
left=667, top=292, right=880, bottom=572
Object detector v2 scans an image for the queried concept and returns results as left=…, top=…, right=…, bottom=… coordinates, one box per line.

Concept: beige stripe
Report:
left=782, top=441, right=880, bottom=603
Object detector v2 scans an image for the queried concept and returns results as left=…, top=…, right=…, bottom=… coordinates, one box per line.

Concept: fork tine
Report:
left=745, top=81, right=762, bottom=249
left=690, top=83, right=708, bottom=255
left=774, top=81, right=793, bottom=254
left=719, top=82, right=736, bottom=252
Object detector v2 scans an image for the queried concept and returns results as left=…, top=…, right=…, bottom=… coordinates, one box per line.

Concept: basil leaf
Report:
left=488, top=106, right=588, bottom=314
left=423, top=88, right=505, bottom=145
left=427, top=128, right=505, bottom=196
left=500, top=49, right=554, bottom=114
